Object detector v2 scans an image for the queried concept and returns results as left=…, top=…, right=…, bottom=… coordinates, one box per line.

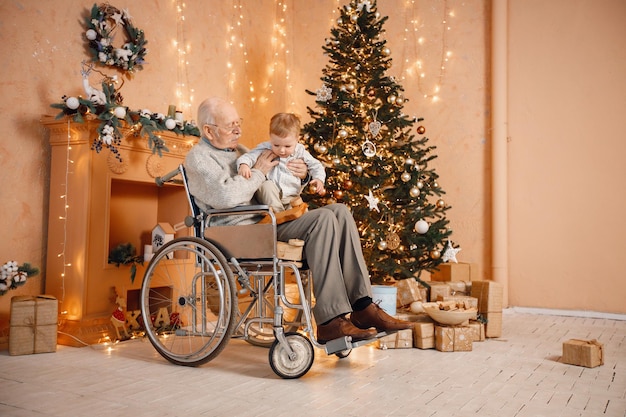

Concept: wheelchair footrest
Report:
left=324, top=331, right=392, bottom=355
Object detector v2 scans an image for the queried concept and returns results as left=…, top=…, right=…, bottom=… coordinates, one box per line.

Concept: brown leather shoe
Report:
left=317, top=315, right=377, bottom=344
left=350, top=303, right=414, bottom=332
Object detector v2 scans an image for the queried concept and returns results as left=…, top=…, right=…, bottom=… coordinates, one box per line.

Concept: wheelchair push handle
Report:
left=155, top=167, right=183, bottom=187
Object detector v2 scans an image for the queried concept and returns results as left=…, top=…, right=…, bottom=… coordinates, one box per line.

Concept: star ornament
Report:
left=364, top=190, right=380, bottom=212
left=357, top=0, right=373, bottom=12
left=441, top=240, right=461, bottom=263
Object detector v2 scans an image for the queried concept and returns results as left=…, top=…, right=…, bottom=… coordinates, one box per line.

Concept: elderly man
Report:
left=184, top=97, right=413, bottom=343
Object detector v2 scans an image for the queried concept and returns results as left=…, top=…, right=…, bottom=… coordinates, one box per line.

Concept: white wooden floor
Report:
left=1, top=309, right=625, bottom=417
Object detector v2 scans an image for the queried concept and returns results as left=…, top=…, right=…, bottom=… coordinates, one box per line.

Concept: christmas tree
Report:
left=301, top=0, right=454, bottom=285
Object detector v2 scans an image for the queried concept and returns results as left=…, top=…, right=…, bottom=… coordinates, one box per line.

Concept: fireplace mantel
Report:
left=43, top=116, right=196, bottom=345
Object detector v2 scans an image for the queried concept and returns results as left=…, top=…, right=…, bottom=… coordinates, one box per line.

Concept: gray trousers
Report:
left=276, top=203, right=372, bottom=324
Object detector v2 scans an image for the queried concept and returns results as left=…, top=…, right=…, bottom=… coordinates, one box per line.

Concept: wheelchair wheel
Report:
left=140, top=237, right=237, bottom=367
left=268, top=332, right=314, bottom=379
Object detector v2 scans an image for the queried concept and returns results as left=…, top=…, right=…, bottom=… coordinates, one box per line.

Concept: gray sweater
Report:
left=184, top=139, right=266, bottom=226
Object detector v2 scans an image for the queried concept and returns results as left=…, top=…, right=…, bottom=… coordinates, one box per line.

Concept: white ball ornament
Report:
left=66, top=97, right=80, bottom=110
left=410, top=187, right=420, bottom=197
left=378, top=240, right=388, bottom=250
left=401, top=172, right=411, bottom=182
left=355, top=165, right=363, bottom=174
left=415, top=219, right=429, bottom=234
left=86, top=29, right=97, bottom=41
left=165, top=118, right=177, bottom=130
left=113, top=106, right=126, bottom=119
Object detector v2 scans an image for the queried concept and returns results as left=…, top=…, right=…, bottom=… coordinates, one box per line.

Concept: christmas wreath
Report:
left=85, top=3, right=147, bottom=74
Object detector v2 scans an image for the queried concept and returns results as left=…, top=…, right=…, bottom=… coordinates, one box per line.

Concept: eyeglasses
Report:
left=207, top=118, right=243, bottom=134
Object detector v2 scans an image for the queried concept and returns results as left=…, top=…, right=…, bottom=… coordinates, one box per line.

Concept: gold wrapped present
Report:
left=9, top=295, right=58, bottom=356
left=483, top=312, right=502, bottom=338
left=428, top=282, right=451, bottom=301
left=470, top=280, right=503, bottom=313
left=413, top=322, right=435, bottom=349
left=435, top=325, right=473, bottom=352
left=562, top=339, right=603, bottom=368
left=377, top=328, right=414, bottom=349
left=396, top=279, right=423, bottom=306
left=468, top=320, right=485, bottom=342
left=430, top=262, right=477, bottom=282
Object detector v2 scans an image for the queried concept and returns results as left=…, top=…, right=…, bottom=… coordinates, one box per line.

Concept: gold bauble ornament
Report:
left=343, top=179, right=353, bottom=189
left=386, top=232, right=400, bottom=250
left=417, top=125, right=426, bottom=135
left=355, top=165, right=364, bottom=175
left=416, top=181, right=424, bottom=189
left=332, top=157, right=341, bottom=166
left=333, top=190, right=344, bottom=199
left=338, top=129, right=348, bottom=139
left=395, top=96, right=404, bottom=106
left=410, top=187, right=420, bottom=197
left=387, top=94, right=397, bottom=104
left=436, top=199, right=445, bottom=208
left=378, top=240, right=388, bottom=250
left=401, top=172, right=411, bottom=182
left=382, top=47, right=391, bottom=56
left=318, top=144, right=328, bottom=154
left=430, top=250, right=441, bottom=259
left=405, top=157, right=415, bottom=166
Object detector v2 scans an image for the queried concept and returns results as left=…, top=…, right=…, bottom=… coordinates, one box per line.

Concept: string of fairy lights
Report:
left=54, top=0, right=454, bottom=295
left=174, top=0, right=193, bottom=117
left=221, top=0, right=453, bottom=106
left=57, top=120, right=74, bottom=306
left=399, top=0, right=453, bottom=102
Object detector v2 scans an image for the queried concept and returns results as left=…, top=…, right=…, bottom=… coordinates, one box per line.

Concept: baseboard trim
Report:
left=506, top=306, right=626, bottom=321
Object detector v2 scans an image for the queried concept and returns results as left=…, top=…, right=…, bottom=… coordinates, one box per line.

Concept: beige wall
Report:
left=508, top=0, right=626, bottom=314
left=0, top=0, right=623, bottom=333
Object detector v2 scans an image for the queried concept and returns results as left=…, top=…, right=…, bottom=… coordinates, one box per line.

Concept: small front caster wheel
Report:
left=269, top=332, right=314, bottom=379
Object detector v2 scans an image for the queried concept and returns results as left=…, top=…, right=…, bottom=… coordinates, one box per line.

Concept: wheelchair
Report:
left=139, top=165, right=380, bottom=379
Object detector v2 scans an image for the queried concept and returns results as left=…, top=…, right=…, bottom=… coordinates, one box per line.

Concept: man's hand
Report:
left=252, top=150, right=279, bottom=176
left=287, top=158, right=308, bottom=180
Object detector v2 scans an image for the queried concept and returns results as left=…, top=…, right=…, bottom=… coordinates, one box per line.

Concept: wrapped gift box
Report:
left=468, top=320, right=485, bottom=342
left=413, top=322, right=435, bottom=349
left=470, top=280, right=503, bottom=313
left=377, top=328, right=414, bottom=349
left=483, top=312, right=502, bottom=338
left=9, top=295, right=58, bottom=356
left=429, top=282, right=451, bottom=301
left=396, top=279, right=423, bottom=306
left=435, top=325, right=473, bottom=352
left=447, top=280, right=470, bottom=295
left=562, top=339, right=604, bottom=368
left=430, top=263, right=478, bottom=282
